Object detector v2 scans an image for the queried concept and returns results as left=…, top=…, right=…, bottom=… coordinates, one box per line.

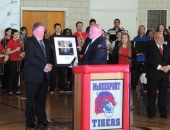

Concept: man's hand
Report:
left=68, top=62, right=78, bottom=68
left=77, top=46, right=82, bottom=52
left=44, top=64, right=53, bottom=72
left=162, top=66, right=170, bottom=73
left=160, top=66, right=164, bottom=71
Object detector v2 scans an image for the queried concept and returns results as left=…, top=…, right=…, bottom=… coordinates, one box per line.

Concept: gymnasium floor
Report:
left=0, top=82, right=170, bottom=130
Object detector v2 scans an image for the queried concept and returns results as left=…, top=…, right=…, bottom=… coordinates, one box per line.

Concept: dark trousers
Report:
left=133, top=62, right=145, bottom=86
left=25, top=73, right=48, bottom=124
left=7, top=61, right=20, bottom=92
left=2, top=63, right=9, bottom=89
left=67, top=68, right=72, bottom=82
left=147, top=79, right=168, bottom=116
left=49, top=66, right=66, bottom=91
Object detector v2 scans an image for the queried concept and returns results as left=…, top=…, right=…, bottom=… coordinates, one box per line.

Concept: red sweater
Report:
left=118, top=47, right=132, bottom=67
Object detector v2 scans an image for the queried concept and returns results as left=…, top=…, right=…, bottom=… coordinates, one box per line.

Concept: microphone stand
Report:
left=99, top=47, right=143, bottom=65
left=99, top=46, right=141, bottom=119
left=70, top=57, right=76, bottom=130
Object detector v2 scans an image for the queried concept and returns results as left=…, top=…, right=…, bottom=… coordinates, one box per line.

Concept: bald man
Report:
left=146, top=32, right=170, bottom=119
left=76, top=24, right=107, bottom=65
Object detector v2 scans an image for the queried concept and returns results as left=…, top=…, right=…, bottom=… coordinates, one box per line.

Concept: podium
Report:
left=73, top=64, right=130, bottom=130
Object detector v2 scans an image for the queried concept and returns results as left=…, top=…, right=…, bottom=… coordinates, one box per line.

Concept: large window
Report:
left=147, top=10, right=167, bottom=33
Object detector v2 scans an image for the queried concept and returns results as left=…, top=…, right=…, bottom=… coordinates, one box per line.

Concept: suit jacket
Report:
left=78, top=35, right=107, bottom=65
left=23, top=36, right=53, bottom=84
left=111, top=45, right=136, bottom=68
left=146, top=42, right=170, bottom=80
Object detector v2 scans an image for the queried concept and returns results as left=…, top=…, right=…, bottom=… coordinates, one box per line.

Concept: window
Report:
left=147, top=10, right=167, bottom=33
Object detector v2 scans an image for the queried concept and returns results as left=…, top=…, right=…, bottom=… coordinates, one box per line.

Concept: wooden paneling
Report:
left=22, top=11, right=46, bottom=36
left=47, top=11, right=65, bottom=35
left=22, top=11, right=65, bottom=37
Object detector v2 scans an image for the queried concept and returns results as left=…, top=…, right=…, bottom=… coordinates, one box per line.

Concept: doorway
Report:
left=21, top=7, right=68, bottom=37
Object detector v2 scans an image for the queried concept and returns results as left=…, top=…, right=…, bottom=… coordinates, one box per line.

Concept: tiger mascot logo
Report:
left=95, top=91, right=116, bottom=117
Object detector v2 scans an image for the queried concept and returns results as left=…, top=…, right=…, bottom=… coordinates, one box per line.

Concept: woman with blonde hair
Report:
left=112, top=33, right=136, bottom=87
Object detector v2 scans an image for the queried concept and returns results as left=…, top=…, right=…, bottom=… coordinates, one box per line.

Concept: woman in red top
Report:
left=112, top=33, right=136, bottom=87
left=6, top=29, right=22, bottom=95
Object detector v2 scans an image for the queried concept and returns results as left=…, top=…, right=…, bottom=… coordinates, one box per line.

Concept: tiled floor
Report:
left=0, top=82, right=170, bottom=130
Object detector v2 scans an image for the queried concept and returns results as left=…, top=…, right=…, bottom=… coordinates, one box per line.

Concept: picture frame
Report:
left=53, top=35, right=79, bottom=66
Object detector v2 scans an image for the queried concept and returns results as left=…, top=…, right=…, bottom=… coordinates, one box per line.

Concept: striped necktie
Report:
left=39, top=40, right=46, bottom=58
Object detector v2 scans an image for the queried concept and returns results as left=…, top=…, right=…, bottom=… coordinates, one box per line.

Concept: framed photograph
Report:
left=53, top=36, right=79, bottom=66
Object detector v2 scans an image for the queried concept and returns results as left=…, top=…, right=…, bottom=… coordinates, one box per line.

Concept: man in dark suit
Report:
left=146, top=32, right=170, bottom=119
left=75, top=24, right=107, bottom=65
left=23, top=22, right=53, bottom=129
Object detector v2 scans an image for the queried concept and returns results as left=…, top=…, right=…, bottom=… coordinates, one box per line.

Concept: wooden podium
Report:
left=73, top=64, right=130, bottom=130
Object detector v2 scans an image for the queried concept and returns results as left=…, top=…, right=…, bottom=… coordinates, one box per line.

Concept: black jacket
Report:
left=23, top=36, right=53, bottom=84
left=146, top=42, right=170, bottom=80
left=78, top=35, right=107, bottom=65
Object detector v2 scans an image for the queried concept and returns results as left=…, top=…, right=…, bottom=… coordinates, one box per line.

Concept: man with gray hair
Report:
left=75, top=24, right=107, bottom=65
left=23, top=22, right=53, bottom=129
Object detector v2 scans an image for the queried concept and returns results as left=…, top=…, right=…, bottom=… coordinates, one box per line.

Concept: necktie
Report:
left=84, top=41, right=92, bottom=55
left=39, top=40, right=46, bottom=58
left=159, top=45, right=163, bottom=56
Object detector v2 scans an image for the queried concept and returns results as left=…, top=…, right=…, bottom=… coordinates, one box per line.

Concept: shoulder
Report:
left=73, top=32, right=77, bottom=36
left=144, top=35, right=150, bottom=40
left=107, top=28, right=114, bottom=32
left=83, top=32, right=88, bottom=36
left=43, top=38, right=50, bottom=44
left=133, top=36, right=139, bottom=41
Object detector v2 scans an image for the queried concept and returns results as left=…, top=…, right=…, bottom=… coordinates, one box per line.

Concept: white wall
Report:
left=90, top=0, right=138, bottom=40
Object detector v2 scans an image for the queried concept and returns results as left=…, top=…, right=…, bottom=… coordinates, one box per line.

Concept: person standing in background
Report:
left=133, top=25, right=150, bottom=89
left=6, top=29, right=22, bottom=95
left=20, top=26, right=30, bottom=41
left=146, top=30, right=154, bottom=40
left=156, top=24, right=169, bottom=42
left=85, top=19, right=96, bottom=35
left=49, top=23, right=67, bottom=93
left=73, top=21, right=88, bottom=47
left=0, top=28, right=12, bottom=90
left=107, top=18, right=127, bottom=43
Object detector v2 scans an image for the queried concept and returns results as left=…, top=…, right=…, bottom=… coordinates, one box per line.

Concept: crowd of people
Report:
left=0, top=18, right=170, bottom=128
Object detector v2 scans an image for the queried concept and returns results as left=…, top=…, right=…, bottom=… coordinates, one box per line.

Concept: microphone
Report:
left=98, top=44, right=110, bottom=51
left=71, top=57, right=77, bottom=65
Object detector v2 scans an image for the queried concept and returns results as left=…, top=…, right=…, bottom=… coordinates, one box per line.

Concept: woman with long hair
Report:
left=112, top=33, right=136, bottom=88
left=156, top=23, right=169, bottom=41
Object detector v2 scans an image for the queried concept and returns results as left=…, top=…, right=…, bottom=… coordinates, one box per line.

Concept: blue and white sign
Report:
left=0, top=0, right=20, bottom=38
left=90, top=80, right=123, bottom=129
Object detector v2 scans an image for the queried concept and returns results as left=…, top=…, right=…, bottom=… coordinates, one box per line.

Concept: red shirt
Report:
left=118, top=47, right=132, bottom=67
left=73, top=31, right=88, bottom=42
left=7, top=39, right=22, bottom=61
left=0, top=44, right=4, bottom=63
